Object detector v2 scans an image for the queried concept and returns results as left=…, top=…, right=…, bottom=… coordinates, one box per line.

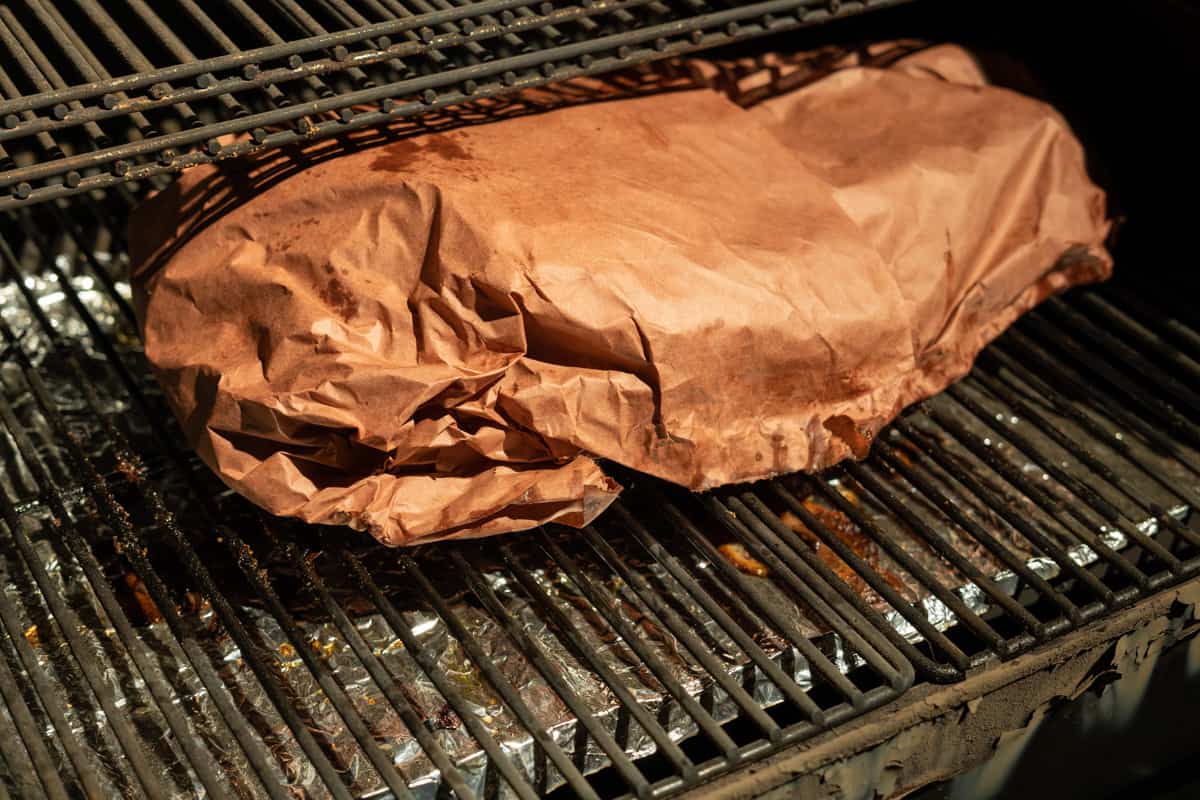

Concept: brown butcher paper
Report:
left=131, top=45, right=1110, bottom=546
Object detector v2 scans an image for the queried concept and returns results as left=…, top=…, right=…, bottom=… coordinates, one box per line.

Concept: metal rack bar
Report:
left=498, top=540, right=700, bottom=781
left=448, top=547, right=651, bottom=798
left=0, top=581, right=105, bottom=798
left=210, top=522, right=416, bottom=800
left=267, top=525, right=481, bottom=800
left=842, top=460, right=1047, bottom=637
left=975, top=346, right=1200, bottom=511
left=944, top=381, right=1185, bottom=571
left=0, top=323, right=294, bottom=799
left=606, top=502, right=835, bottom=720
left=870, top=438, right=1082, bottom=623
left=0, top=449, right=173, bottom=799
left=999, top=329, right=1200, bottom=474
left=580, top=524, right=785, bottom=742
left=0, top=636, right=64, bottom=800
left=386, top=547, right=607, bottom=800
left=659, top=493, right=918, bottom=688
left=717, top=494, right=920, bottom=686
left=750, top=483, right=970, bottom=678
left=1022, top=311, right=1200, bottom=450
left=534, top=528, right=742, bottom=760
left=341, top=549, right=548, bottom=800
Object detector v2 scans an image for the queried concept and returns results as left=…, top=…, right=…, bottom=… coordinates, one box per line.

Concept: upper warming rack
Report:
left=0, top=0, right=906, bottom=210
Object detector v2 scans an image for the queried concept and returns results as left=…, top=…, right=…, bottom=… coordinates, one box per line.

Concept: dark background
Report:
left=728, top=0, right=1200, bottom=312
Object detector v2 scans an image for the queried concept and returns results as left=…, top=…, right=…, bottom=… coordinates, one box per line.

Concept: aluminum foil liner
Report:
left=0, top=254, right=1194, bottom=799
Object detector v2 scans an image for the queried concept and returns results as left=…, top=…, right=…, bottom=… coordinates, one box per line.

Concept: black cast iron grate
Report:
left=0, top=0, right=911, bottom=209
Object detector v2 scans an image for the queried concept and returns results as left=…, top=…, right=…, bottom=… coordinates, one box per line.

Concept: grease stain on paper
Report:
left=370, top=134, right=472, bottom=173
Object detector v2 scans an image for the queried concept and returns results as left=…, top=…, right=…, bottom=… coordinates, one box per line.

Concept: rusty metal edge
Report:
left=683, top=577, right=1200, bottom=799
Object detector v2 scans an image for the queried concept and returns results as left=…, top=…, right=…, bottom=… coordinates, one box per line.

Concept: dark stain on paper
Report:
left=320, top=262, right=358, bottom=320
left=370, top=134, right=472, bottom=173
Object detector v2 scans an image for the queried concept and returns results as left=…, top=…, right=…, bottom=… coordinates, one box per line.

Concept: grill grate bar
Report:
left=1078, top=293, right=1200, bottom=386
left=383, top=546, right=606, bottom=800
left=123, top=0, right=247, bottom=119
left=0, top=320, right=298, bottom=798
left=759, top=485, right=969, bottom=678
left=788, top=292, right=1200, bottom=679
left=212, top=522, right=417, bottom=800
left=0, top=20, right=64, bottom=166
left=24, top=0, right=159, bottom=148
left=0, top=639, right=63, bottom=800
left=942, top=383, right=1185, bottom=573
left=896, top=417, right=1119, bottom=606
left=1105, top=286, right=1200, bottom=364
left=994, top=331, right=1200, bottom=480
left=266, top=525, right=483, bottom=800
left=806, top=480, right=1012, bottom=652
left=609, top=502, right=832, bottom=721
left=224, top=0, right=339, bottom=98
left=1023, top=312, right=1200, bottom=451
left=664, top=494, right=912, bottom=691
left=534, top=528, right=742, bottom=760
left=721, top=493, right=927, bottom=684
left=919, top=404, right=1155, bottom=589
left=0, top=10, right=110, bottom=171
left=275, top=0, right=391, bottom=83
left=580, top=523, right=785, bottom=743
left=497, top=540, right=701, bottom=781
left=0, top=417, right=174, bottom=798
left=0, top=574, right=106, bottom=798
left=967, top=362, right=1200, bottom=545
left=450, top=546, right=650, bottom=799
left=1046, top=297, right=1200, bottom=413
left=69, top=0, right=201, bottom=131
left=345, top=549, right=552, bottom=800
left=842, top=460, right=1047, bottom=639
left=1, top=239, right=358, bottom=798
left=175, top=0, right=293, bottom=109
left=871, top=438, right=1082, bottom=623
left=969, top=355, right=1200, bottom=514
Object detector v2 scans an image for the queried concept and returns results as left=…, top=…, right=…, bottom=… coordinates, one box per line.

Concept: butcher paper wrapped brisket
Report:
left=130, top=44, right=1111, bottom=546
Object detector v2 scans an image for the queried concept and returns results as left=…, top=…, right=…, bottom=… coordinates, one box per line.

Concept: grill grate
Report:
left=0, top=189, right=1198, bottom=798
left=0, top=0, right=909, bottom=209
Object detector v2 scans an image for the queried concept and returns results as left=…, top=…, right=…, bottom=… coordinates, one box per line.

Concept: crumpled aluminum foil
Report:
left=0, top=255, right=1193, bottom=799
